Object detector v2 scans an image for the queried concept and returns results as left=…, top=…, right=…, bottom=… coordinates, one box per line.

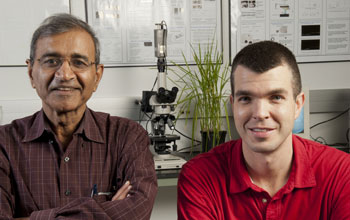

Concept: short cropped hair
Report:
left=29, top=13, right=100, bottom=65
left=231, top=41, right=302, bottom=99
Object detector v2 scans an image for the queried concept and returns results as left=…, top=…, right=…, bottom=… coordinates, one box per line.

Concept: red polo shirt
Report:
left=178, top=135, right=350, bottom=220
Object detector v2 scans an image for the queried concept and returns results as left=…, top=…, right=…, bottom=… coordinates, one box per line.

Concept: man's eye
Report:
left=72, top=59, right=88, bottom=68
left=238, top=96, right=250, bottom=102
left=271, top=95, right=282, bottom=101
left=43, top=58, right=60, bottom=66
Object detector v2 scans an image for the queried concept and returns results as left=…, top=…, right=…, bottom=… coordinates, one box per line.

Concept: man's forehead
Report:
left=35, top=30, right=95, bottom=58
left=233, top=64, right=293, bottom=80
left=234, top=87, right=289, bottom=97
left=233, top=64, right=294, bottom=93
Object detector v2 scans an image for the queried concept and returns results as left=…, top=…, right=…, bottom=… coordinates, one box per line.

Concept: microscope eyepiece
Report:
left=156, top=86, right=178, bottom=103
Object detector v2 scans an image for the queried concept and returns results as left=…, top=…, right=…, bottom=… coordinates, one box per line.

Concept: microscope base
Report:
left=153, top=154, right=187, bottom=170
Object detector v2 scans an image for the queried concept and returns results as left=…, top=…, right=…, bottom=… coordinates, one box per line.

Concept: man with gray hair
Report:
left=0, top=13, right=157, bottom=219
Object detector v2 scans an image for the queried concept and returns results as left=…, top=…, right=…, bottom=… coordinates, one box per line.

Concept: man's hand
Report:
left=112, top=181, right=132, bottom=201
left=13, top=181, right=131, bottom=219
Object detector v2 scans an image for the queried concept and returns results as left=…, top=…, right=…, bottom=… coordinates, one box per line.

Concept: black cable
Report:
left=312, top=136, right=328, bottom=145
left=143, top=112, right=152, bottom=119
left=309, top=108, right=350, bottom=147
left=327, top=143, right=348, bottom=147
left=175, top=144, right=201, bottom=152
left=138, top=107, right=143, bottom=124
left=175, top=146, right=192, bottom=152
left=145, top=112, right=154, bottom=134
left=138, top=104, right=153, bottom=124
left=174, top=128, right=201, bottom=143
left=310, top=108, right=349, bottom=129
left=151, top=77, right=157, bottom=92
left=310, top=134, right=349, bottom=147
left=309, top=132, right=318, bottom=142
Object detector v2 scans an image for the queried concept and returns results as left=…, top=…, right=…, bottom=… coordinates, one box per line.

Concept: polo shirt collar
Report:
left=22, top=108, right=105, bottom=144
left=229, top=135, right=316, bottom=195
left=229, top=139, right=253, bottom=194
left=291, top=135, right=316, bottom=188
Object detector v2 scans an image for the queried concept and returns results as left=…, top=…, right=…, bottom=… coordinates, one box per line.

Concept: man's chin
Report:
left=244, top=139, right=278, bottom=154
left=43, top=102, right=86, bottom=115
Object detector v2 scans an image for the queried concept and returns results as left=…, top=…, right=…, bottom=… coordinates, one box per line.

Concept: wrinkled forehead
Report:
left=35, top=29, right=95, bottom=60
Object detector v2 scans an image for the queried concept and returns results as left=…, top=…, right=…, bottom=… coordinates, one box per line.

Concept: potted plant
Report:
left=170, top=40, right=231, bottom=152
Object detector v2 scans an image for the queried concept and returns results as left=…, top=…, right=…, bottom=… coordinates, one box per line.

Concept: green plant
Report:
left=170, top=41, right=231, bottom=151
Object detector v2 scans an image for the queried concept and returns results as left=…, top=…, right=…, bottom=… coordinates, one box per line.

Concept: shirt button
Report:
left=262, top=198, right=268, bottom=203
left=64, top=157, right=70, bottom=162
left=65, top=189, right=71, bottom=196
left=49, top=140, right=54, bottom=144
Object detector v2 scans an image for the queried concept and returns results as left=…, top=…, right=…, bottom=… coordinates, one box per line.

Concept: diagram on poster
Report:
left=231, top=0, right=350, bottom=62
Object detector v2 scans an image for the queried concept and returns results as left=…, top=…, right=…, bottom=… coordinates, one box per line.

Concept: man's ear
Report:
left=294, top=92, right=305, bottom=120
left=93, top=64, right=104, bottom=92
left=26, top=59, right=36, bottom=89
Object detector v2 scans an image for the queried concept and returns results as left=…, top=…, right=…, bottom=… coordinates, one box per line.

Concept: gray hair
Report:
left=29, top=13, right=100, bottom=65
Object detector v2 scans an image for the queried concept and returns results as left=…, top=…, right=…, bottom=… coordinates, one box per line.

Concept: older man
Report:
left=0, top=13, right=157, bottom=219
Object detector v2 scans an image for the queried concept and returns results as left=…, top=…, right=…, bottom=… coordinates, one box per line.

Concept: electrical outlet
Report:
left=134, top=99, right=142, bottom=105
left=180, top=110, right=190, bottom=114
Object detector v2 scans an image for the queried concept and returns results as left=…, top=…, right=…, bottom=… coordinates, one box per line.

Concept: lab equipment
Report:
left=141, top=21, right=186, bottom=169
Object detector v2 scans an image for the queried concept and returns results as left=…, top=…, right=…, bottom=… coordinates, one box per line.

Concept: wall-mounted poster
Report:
left=231, top=0, right=350, bottom=62
left=86, top=0, right=222, bottom=66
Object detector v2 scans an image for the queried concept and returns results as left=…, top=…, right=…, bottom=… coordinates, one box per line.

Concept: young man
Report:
left=177, top=41, right=350, bottom=219
left=0, top=14, right=157, bottom=219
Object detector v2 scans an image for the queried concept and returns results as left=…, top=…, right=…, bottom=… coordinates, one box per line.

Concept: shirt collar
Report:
left=78, top=108, right=105, bottom=144
left=229, top=135, right=316, bottom=195
left=229, top=139, right=253, bottom=194
left=22, top=108, right=105, bottom=144
left=291, top=135, right=316, bottom=188
left=22, top=110, right=48, bottom=142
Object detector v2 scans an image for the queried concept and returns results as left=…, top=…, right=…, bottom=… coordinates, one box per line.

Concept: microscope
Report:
left=141, top=21, right=186, bottom=170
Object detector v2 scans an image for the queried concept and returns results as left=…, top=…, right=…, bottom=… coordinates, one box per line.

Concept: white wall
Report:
left=0, top=1, right=349, bottom=219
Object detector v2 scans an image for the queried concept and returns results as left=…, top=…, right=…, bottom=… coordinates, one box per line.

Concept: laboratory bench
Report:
left=156, top=151, right=199, bottom=187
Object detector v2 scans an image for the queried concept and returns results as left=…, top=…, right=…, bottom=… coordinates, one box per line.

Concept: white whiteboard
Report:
left=230, top=0, right=350, bottom=63
left=0, top=0, right=70, bottom=66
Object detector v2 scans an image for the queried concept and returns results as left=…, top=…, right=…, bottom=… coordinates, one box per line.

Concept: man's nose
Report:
left=55, top=60, right=75, bottom=81
left=252, top=100, right=270, bottom=120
